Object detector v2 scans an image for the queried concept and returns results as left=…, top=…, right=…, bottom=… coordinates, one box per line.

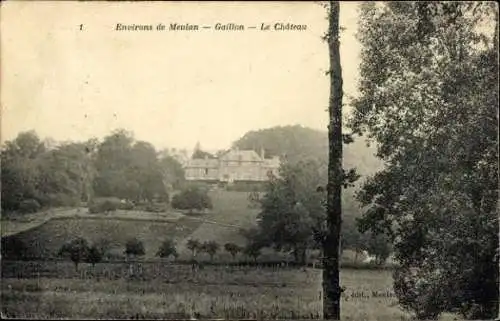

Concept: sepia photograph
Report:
left=0, top=1, right=498, bottom=320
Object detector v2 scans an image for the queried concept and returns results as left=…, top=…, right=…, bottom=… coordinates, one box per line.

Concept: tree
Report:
left=351, top=2, right=498, bottom=319
left=323, top=2, right=343, bottom=319
left=186, top=239, right=201, bottom=259
left=1, top=131, right=45, bottom=211
left=124, top=237, right=145, bottom=258
left=341, top=218, right=369, bottom=262
left=256, top=160, right=326, bottom=265
left=158, top=154, right=185, bottom=199
left=1, top=237, right=28, bottom=260
left=86, top=244, right=103, bottom=267
left=201, top=240, right=219, bottom=262
left=365, top=233, right=391, bottom=265
left=36, top=142, right=88, bottom=207
left=156, top=239, right=178, bottom=260
left=244, top=240, right=262, bottom=263
left=129, top=141, right=164, bottom=202
left=224, top=242, right=242, bottom=261
left=171, top=186, right=213, bottom=212
left=247, top=191, right=261, bottom=209
left=192, top=142, right=215, bottom=160
left=95, top=237, right=111, bottom=259
left=58, top=237, right=89, bottom=271
left=82, top=138, right=99, bottom=204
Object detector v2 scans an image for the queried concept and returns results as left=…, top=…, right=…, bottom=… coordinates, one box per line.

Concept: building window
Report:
left=205, top=168, right=209, bottom=175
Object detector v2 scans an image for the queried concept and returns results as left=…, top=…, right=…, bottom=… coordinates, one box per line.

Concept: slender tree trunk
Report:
left=494, top=13, right=500, bottom=321
left=323, top=2, right=343, bottom=320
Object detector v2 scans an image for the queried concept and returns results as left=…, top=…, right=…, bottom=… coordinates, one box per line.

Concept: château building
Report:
left=184, top=147, right=280, bottom=183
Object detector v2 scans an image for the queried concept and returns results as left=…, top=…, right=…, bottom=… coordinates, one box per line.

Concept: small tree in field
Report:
left=124, top=237, right=145, bottom=259
left=58, top=237, right=89, bottom=271
left=244, top=241, right=262, bottom=263
left=224, top=242, right=242, bottom=261
left=95, top=238, right=111, bottom=260
left=87, top=244, right=103, bottom=268
left=171, top=186, right=213, bottom=212
left=124, top=237, right=145, bottom=277
left=186, top=239, right=201, bottom=259
left=156, top=239, right=178, bottom=260
left=202, top=240, right=219, bottom=262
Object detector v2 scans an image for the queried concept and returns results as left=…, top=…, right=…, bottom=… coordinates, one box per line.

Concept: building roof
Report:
left=184, top=158, right=219, bottom=168
left=183, top=148, right=280, bottom=169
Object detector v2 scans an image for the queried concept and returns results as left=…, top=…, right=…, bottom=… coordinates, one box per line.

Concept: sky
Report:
left=1, top=1, right=362, bottom=152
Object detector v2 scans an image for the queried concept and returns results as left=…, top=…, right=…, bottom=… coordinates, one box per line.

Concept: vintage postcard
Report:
left=1, top=1, right=498, bottom=320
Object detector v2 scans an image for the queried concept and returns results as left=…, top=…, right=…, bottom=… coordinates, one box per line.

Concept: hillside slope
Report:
left=2, top=189, right=365, bottom=261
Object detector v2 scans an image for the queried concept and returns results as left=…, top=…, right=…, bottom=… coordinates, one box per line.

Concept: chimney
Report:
left=260, top=147, right=265, bottom=159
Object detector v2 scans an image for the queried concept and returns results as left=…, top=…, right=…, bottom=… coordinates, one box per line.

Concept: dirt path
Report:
left=1, top=208, right=80, bottom=237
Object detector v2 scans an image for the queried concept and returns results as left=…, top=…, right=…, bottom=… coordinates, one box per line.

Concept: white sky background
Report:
left=1, top=1, right=362, bottom=152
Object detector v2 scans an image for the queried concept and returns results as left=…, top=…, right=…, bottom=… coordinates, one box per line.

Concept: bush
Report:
left=224, top=242, right=242, bottom=260
left=118, top=201, right=134, bottom=210
left=1, top=237, right=28, bottom=260
left=186, top=239, right=201, bottom=258
left=156, top=239, right=178, bottom=259
left=124, top=237, right=145, bottom=258
left=171, top=186, right=213, bottom=211
left=18, top=199, right=41, bottom=214
left=86, top=245, right=103, bottom=266
left=201, top=240, right=219, bottom=261
left=58, top=237, right=89, bottom=271
left=46, top=193, right=80, bottom=207
left=88, top=197, right=122, bottom=214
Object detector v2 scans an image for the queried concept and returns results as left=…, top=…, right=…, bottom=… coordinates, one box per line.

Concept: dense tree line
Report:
left=1, top=129, right=185, bottom=213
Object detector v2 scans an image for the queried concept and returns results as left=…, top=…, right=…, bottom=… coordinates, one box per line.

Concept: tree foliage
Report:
left=93, top=130, right=165, bottom=202
left=243, top=240, right=263, bottom=263
left=124, top=237, right=145, bottom=258
left=186, top=239, right=201, bottom=258
left=156, top=239, right=178, bottom=260
left=201, top=240, right=219, bottom=261
left=1, top=128, right=185, bottom=214
left=224, top=242, right=242, bottom=260
left=86, top=244, right=103, bottom=267
left=351, top=2, right=498, bottom=319
left=171, top=186, right=213, bottom=211
left=256, top=160, right=325, bottom=264
left=58, top=237, right=89, bottom=271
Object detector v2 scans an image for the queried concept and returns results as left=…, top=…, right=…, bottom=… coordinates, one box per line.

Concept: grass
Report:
left=2, top=191, right=379, bottom=264
left=1, top=260, right=414, bottom=320
left=1, top=191, right=261, bottom=262
left=2, top=217, right=203, bottom=260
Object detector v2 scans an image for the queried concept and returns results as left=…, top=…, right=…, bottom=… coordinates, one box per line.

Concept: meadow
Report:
left=1, top=191, right=461, bottom=320
left=1, top=260, right=409, bottom=320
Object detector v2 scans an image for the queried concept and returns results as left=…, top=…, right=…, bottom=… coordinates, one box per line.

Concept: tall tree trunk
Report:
left=323, top=1, right=343, bottom=320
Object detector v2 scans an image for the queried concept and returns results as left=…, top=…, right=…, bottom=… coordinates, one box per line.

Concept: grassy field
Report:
left=1, top=260, right=411, bottom=320
left=1, top=191, right=260, bottom=261
left=2, top=217, right=203, bottom=260
left=1, top=189, right=462, bottom=320
left=1, top=190, right=372, bottom=264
